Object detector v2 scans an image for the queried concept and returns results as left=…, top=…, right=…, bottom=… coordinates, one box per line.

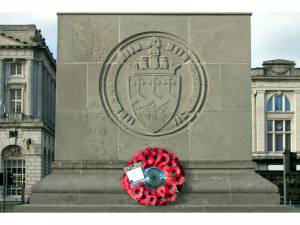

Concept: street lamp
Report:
left=283, top=148, right=297, bottom=205
left=283, top=148, right=287, bottom=205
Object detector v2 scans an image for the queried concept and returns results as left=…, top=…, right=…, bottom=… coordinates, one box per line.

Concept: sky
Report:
left=1, top=12, right=300, bottom=67
left=252, top=13, right=300, bottom=67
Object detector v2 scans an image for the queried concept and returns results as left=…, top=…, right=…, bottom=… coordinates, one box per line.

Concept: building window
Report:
left=267, top=120, right=291, bottom=152
left=266, top=94, right=292, bottom=153
left=9, top=63, right=22, bottom=76
left=267, top=94, right=291, bottom=112
left=10, top=89, right=22, bottom=113
left=9, top=131, right=18, bottom=138
left=1, top=145, right=25, bottom=197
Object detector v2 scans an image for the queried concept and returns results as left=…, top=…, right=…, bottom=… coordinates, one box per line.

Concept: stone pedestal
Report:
left=17, top=13, right=281, bottom=212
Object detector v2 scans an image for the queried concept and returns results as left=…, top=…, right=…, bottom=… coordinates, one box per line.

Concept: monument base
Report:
left=15, top=160, right=287, bottom=212
left=16, top=204, right=297, bottom=212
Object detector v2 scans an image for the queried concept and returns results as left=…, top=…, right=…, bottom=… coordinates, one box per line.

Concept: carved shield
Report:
left=129, top=75, right=180, bottom=133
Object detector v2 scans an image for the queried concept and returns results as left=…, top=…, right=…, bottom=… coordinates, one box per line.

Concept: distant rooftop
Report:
left=0, top=24, right=36, bottom=30
left=251, top=59, right=300, bottom=79
left=0, top=24, right=55, bottom=66
left=263, top=59, right=296, bottom=66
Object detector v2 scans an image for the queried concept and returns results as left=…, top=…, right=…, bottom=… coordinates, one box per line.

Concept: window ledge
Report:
left=267, top=113, right=294, bottom=119
left=253, top=153, right=283, bottom=159
left=267, top=111, right=294, bottom=114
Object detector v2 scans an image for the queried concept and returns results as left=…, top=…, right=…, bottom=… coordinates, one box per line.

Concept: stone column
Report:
left=44, top=71, right=47, bottom=121
left=256, top=90, right=266, bottom=152
left=45, top=69, right=48, bottom=121
left=43, top=69, right=47, bottom=120
left=49, top=78, right=52, bottom=124
left=0, top=59, right=4, bottom=116
left=42, top=66, right=46, bottom=119
left=36, top=62, right=43, bottom=118
left=294, top=91, right=300, bottom=153
left=47, top=73, right=51, bottom=122
left=252, top=90, right=257, bottom=153
left=25, top=59, right=34, bottom=117
left=53, top=80, right=56, bottom=124
left=52, top=79, right=55, bottom=124
left=51, top=78, right=54, bottom=125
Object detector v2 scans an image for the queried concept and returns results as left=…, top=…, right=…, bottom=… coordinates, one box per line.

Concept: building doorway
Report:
left=1, top=145, right=25, bottom=197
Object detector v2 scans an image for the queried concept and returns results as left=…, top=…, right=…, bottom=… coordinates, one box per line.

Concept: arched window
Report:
left=285, top=96, right=291, bottom=111
left=1, top=145, right=25, bottom=196
left=266, top=94, right=292, bottom=153
left=267, top=94, right=291, bottom=112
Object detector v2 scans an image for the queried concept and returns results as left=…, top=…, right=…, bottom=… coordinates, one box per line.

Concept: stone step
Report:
left=16, top=204, right=299, bottom=213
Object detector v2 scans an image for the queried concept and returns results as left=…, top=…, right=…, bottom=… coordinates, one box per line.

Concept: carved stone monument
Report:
left=101, top=33, right=206, bottom=137
left=17, top=13, right=283, bottom=212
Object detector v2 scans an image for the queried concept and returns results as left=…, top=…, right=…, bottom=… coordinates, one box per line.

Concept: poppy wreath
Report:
left=121, top=147, right=185, bottom=206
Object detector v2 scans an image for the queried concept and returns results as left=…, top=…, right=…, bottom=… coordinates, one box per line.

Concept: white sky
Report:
left=0, top=0, right=300, bottom=67
left=1, top=11, right=300, bottom=67
left=252, top=13, right=300, bottom=67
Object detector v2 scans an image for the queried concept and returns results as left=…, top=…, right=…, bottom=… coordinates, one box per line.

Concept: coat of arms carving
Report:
left=100, top=32, right=207, bottom=137
left=129, top=37, right=181, bottom=133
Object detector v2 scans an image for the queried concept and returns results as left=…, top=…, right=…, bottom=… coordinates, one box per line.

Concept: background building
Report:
left=0, top=25, right=55, bottom=203
left=251, top=59, right=300, bottom=204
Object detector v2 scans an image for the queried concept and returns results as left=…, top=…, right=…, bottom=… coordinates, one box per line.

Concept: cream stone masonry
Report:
left=0, top=25, right=56, bottom=202
left=0, top=59, right=4, bottom=112
left=252, top=59, right=300, bottom=157
left=255, top=90, right=266, bottom=153
left=18, top=14, right=283, bottom=212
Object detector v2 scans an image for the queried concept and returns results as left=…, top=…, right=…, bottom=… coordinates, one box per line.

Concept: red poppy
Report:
left=173, top=174, right=185, bottom=185
left=163, top=159, right=177, bottom=170
left=150, top=148, right=158, bottom=154
left=137, top=189, right=152, bottom=205
left=144, top=147, right=155, bottom=155
left=178, top=164, right=185, bottom=176
left=156, top=196, right=166, bottom=205
left=158, top=148, right=168, bottom=154
left=129, top=185, right=144, bottom=199
left=168, top=152, right=177, bottom=161
left=148, top=195, right=157, bottom=206
left=156, top=153, right=170, bottom=167
left=144, top=151, right=155, bottom=166
left=162, top=167, right=172, bottom=180
left=152, top=151, right=162, bottom=165
left=166, top=193, right=177, bottom=202
left=174, top=157, right=180, bottom=164
left=137, top=195, right=151, bottom=205
left=163, top=164, right=181, bottom=179
left=155, top=186, right=166, bottom=197
left=132, top=153, right=146, bottom=167
left=133, top=151, right=144, bottom=159
left=165, top=182, right=177, bottom=194
left=121, top=175, right=130, bottom=190
left=177, top=184, right=183, bottom=192
left=172, top=166, right=182, bottom=176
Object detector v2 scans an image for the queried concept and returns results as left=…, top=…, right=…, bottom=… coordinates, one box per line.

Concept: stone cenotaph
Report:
left=18, top=13, right=281, bottom=212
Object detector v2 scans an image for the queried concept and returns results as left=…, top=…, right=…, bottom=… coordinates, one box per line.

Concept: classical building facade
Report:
left=0, top=25, right=55, bottom=201
left=251, top=59, right=300, bottom=203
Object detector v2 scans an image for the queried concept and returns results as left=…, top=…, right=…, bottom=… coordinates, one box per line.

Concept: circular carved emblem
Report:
left=100, top=32, right=207, bottom=137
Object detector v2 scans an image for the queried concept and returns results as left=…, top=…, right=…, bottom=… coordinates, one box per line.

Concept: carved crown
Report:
left=133, top=37, right=178, bottom=75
